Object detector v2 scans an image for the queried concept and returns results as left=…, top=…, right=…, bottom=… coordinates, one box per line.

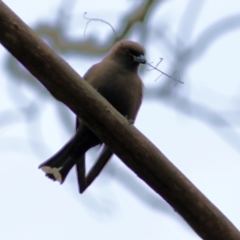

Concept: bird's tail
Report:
left=38, top=129, right=99, bottom=184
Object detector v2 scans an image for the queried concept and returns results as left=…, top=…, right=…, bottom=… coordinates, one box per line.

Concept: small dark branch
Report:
left=0, top=2, right=239, bottom=239
left=115, top=0, right=156, bottom=42
left=83, top=12, right=119, bottom=40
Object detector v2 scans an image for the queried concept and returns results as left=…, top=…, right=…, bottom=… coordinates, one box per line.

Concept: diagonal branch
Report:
left=0, top=2, right=239, bottom=239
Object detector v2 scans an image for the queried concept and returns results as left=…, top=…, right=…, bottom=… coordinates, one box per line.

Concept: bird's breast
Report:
left=86, top=61, right=143, bottom=120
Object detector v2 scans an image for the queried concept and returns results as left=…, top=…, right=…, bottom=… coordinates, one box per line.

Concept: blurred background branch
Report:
left=1, top=0, right=240, bottom=224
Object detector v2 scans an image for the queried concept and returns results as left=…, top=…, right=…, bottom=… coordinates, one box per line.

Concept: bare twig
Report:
left=146, top=62, right=184, bottom=84
left=83, top=12, right=119, bottom=40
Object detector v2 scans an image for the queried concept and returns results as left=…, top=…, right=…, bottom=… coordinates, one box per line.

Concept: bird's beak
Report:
left=134, top=54, right=146, bottom=64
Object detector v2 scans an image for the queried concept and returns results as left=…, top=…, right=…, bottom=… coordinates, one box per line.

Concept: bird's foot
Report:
left=124, top=115, right=134, bottom=124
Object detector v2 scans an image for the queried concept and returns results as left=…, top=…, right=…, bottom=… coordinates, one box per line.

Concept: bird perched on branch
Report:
left=39, top=40, right=146, bottom=193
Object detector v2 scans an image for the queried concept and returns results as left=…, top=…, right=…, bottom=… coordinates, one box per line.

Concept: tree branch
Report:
left=0, top=2, right=239, bottom=239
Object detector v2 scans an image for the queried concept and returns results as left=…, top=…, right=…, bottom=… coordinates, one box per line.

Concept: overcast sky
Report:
left=1, top=0, right=240, bottom=239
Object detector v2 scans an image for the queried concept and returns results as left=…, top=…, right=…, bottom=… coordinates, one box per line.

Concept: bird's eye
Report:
left=129, top=50, right=140, bottom=57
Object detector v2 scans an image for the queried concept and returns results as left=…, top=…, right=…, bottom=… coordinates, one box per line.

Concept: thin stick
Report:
left=146, top=62, right=184, bottom=84
left=83, top=12, right=119, bottom=39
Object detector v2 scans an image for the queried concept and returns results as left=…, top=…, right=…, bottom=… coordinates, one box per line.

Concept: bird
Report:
left=39, top=40, right=146, bottom=193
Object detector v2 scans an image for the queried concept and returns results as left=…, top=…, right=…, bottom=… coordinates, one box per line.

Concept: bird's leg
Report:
left=76, top=145, right=113, bottom=194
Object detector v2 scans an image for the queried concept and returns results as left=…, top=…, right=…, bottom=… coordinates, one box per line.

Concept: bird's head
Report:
left=108, top=40, right=146, bottom=71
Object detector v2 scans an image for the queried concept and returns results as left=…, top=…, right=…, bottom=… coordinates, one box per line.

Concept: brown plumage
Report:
left=39, top=40, right=146, bottom=191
